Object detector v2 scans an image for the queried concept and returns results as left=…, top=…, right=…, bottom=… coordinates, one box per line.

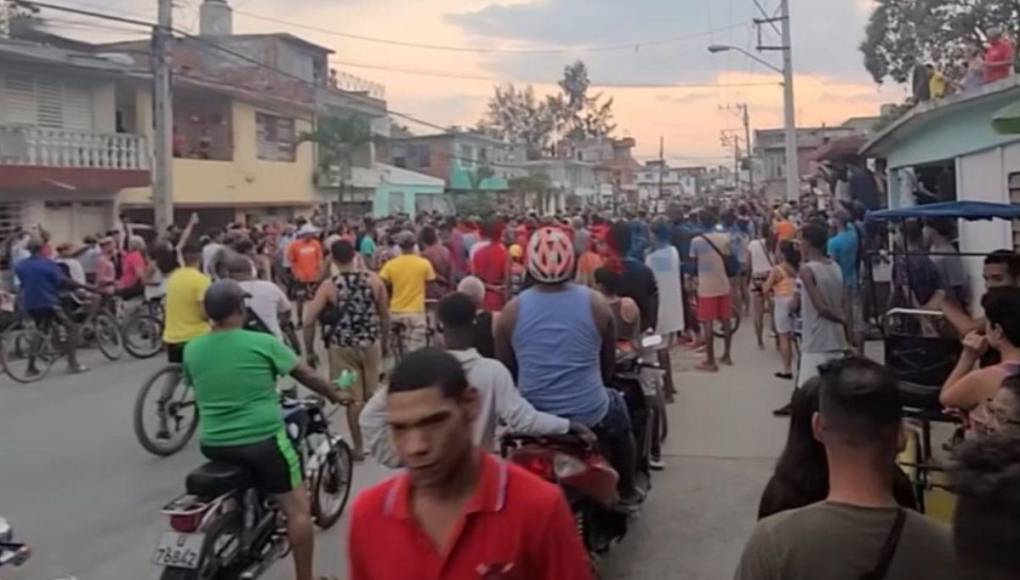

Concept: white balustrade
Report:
left=0, top=126, right=150, bottom=171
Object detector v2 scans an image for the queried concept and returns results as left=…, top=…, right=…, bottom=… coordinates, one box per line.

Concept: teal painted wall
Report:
left=372, top=183, right=445, bottom=217
left=883, top=93, right=1020, bottom=170
left=448, top=159, right=509, bottom=192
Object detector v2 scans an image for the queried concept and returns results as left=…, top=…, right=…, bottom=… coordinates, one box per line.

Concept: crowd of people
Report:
left=912, top=26, right=1015, bottom=104
left=6, top=194, right=1020, bottom=579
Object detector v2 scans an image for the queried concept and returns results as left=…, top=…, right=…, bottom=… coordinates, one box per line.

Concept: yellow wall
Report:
left=120, top=88, right=317, bottom=208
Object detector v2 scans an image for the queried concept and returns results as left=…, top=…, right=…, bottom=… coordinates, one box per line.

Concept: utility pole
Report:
left=657, top=136, right=665, bottom=204
left=153, top=0, right=174, bottom=233
left=722, top=103, right=754, bottom=196
left=720, top=131, right=741, bottom=194
left=750, top=0, right=798, bottom=202
left=741, top=104, right=754, bottom=196
left=779, top=0, right=798, bottom=203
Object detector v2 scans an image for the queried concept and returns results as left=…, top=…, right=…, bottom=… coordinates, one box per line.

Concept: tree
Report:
left=477, top=60, right=616, bottom=159
left=860, top=0, right=1020, bottom=85
left=299, top=115, right=374, bottom=208
left=478, top=84, right=556, bottom=160
left=551, top=61, right=617, bottom=140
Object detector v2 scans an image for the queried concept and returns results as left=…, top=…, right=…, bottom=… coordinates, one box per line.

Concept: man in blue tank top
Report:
left=495, top=227, right=642, bottom=506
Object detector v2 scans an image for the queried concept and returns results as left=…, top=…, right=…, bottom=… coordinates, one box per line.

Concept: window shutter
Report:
left=36, top=77, right=64, bottom=128
left=63, top=81, right=93, bottom=131
left=4, top=73, right=36, bottom=125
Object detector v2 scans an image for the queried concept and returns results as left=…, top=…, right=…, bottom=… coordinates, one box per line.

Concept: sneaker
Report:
left=649, top=457, right=665, bottom=471
left=772, top=403, right=793, bottom=417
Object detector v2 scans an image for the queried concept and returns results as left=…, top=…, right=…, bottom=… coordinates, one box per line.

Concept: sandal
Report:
left=695, top=362, right=719, bottom=372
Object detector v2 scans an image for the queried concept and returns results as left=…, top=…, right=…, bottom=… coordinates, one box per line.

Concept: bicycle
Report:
left=133, top=363, right=199, bottom=456
left=0, top=317, right=62, bottom=383
left=122, top=298, right=165, bottom=359
left=65, top=293, right=123, bottom=362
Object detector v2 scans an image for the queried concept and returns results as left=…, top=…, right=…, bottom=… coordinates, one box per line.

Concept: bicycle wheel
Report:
left=1, top=328, right=57, bottom=383
left=93, top=312, right=124, bottom=361
left=311, top=437, right=354, bottom=529
left=122, top=314, right=164, bottom=359
left=133, top=365, right=199, bottom=456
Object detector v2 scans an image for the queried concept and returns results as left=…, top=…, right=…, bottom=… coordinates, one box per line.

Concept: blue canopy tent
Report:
left=866, top=201, right=1020, bottom=222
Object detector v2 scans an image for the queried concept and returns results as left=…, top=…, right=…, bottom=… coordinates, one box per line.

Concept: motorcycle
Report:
left=611, top=334, right=668, bottom=489
left=152, top=396, right=354, bottom=580
left=501, top=432, right=625, bottom=556
left=0, top=517, right=30, bottom=569
left=500, top=335, right=667, bottom=558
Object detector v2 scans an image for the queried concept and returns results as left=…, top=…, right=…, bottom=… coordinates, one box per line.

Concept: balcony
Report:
left=0, top=126, right=151, bottom=191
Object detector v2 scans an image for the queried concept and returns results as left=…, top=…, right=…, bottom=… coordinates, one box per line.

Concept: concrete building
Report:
left=104, top=0, right=394, bottom=227
left=635, top=161, right=700, bottom=202
left=556, top=137, right=642, bottom=205
left=0, top=39, right=149, bottom=244
left=754, top=125, right=859, bottom=200
left=860, top=76, right=1020, bottom=310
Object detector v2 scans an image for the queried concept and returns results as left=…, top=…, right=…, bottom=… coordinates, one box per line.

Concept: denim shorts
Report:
left=593, top=389, right=633, bottom=440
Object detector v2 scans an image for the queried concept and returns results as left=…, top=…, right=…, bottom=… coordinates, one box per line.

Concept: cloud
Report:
left=655, top=91, right=717, bottom=104
left=447, top=0, right=877, bottom=84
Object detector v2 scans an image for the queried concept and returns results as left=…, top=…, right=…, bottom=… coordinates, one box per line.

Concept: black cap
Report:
left=203, top=280, right=248, bottom=322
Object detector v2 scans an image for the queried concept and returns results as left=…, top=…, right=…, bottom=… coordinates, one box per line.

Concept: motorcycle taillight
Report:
left=169, top=513, right=202, bottom=533
left=520, top=455, right=554, bottom=480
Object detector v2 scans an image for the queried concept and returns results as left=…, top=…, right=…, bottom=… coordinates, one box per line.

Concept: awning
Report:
left=866, top=201, right=1020, bottom=222
left=810, top=135, right=869, bottom=161
left=992, top=100, right=1020, bottom=134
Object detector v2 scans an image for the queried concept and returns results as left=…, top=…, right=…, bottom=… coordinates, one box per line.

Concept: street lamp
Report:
left=707, top=45, right=783, bottom=75
left=707, top=2, right=799, bottom=203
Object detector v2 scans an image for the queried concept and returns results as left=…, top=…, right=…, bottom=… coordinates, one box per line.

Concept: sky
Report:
left=50, top=0, right=907, bottom=166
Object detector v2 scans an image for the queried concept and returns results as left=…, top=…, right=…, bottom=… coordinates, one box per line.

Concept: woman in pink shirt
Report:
left=117, top=236, right=148, bottom=299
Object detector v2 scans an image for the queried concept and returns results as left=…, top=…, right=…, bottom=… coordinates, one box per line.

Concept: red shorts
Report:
left=697, top=294, right=733, bottom=322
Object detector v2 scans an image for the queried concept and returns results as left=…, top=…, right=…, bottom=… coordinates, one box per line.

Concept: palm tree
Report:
left=299, top=115, right=374, bottom=211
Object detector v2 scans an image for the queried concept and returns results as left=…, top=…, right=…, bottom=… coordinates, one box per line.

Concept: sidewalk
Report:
left=601, top=322, right=793, bottom=579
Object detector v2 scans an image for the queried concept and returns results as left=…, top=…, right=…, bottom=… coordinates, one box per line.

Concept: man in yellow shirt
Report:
left=379, top=231, right=435, bottom=352
left=163, top=240, right=211, bottom=364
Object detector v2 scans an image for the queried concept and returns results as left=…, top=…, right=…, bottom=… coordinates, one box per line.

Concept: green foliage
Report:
left=861, top=0, right=1020, bottom=84
left=478, top=85, right=557, bottom=160
left=509, top=172, right=552, bottom=195
left=299, top=115, right=374, bottom=179
left=478, top=60, right=616, bottom=156
left=552, top=61, right=617, bottom=140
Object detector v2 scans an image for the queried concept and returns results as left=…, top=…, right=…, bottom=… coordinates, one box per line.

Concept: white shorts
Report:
left=774, top=295, right=795, bottom=334
left=798, top=351, right=845, bottom=388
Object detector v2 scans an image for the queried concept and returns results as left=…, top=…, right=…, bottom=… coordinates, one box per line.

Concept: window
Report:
left=3, top=73, right=94, bottom=130
left=255, top=112, right=296, bottom=162
left=174, top=96, right=233, bottom=160
left=1009, top=172, right=1020, bottom=249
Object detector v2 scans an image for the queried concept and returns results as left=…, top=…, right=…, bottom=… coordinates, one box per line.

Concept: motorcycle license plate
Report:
left=151, top=532, right=204, bottom=569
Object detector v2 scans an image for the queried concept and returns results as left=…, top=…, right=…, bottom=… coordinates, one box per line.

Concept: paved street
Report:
left=1, top=323, right=792, bottom=580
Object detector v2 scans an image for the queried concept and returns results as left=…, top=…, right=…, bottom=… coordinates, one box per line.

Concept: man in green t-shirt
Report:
left=183, top=280, right=350, bottom=580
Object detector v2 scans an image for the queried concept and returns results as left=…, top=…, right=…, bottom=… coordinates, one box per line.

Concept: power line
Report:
left=234, top=9, right=748, bottom=55
left=327, top=59, right=780, bottom=89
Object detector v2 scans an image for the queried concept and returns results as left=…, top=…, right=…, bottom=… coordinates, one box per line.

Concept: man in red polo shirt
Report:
left=347, top=348, right=590, bottom=580
left=984, top=26, right=1015, bottom=84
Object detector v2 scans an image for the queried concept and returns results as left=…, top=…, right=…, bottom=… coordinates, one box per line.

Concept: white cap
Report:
left=297, top=224, right=319, bottom=237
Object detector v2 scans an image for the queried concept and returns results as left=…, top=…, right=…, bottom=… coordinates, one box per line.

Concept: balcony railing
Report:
left=0, top=126, right=150, bottom=171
